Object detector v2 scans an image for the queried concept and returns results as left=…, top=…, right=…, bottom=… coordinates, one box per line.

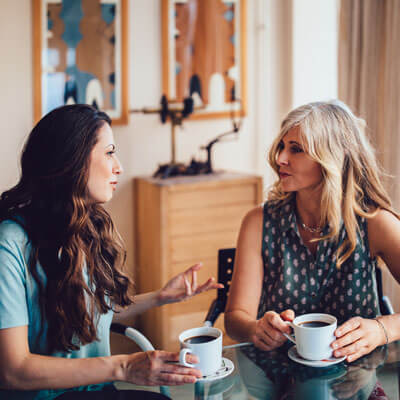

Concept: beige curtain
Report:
left=339, top=0, right=400, bottom=312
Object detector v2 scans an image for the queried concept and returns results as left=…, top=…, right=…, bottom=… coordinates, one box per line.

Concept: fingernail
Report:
left=335, top=351, right=341, bottom=357
left=332, top=342, right=338, bottom=349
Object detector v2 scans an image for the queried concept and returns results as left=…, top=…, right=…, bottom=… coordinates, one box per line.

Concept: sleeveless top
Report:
left=257, top=200, right=380, bottom=324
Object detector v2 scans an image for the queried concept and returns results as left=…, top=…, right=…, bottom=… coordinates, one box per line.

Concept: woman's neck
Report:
left=295, top=189, right=322, bottom=229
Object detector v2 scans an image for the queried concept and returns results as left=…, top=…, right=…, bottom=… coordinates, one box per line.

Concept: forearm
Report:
left=113, top=291, right=162, bottom=323
left=1, top=353, right=126, bottom=391
left=224, top=310, right=257, bottom=343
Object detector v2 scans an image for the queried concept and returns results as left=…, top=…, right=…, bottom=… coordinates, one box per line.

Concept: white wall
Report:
left=292, top=0, right=339, bottom=107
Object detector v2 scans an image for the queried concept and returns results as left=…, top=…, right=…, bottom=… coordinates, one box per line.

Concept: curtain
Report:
left=339, top=0, right=400, bottom=312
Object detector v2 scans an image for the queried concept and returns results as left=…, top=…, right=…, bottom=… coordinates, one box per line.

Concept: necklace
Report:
left=300, top=220, right=322, bottom=234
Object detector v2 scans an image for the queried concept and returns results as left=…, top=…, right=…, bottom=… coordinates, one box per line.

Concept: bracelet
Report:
left=374, top=317, right=389, bottom=345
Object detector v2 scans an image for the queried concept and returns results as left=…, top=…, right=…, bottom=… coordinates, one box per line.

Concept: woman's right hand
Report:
left=121, top=350, right=202, bottom=386
left=250, top=309, right=295, bottom=351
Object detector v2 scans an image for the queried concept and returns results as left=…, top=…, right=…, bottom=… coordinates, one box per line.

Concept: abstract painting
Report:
left=33, top=0, right=128, bottom=124
left=162, top=0, right=247, bottom=120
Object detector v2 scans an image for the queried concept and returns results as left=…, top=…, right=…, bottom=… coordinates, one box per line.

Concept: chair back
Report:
left=204, top=248, right=235, bottom=326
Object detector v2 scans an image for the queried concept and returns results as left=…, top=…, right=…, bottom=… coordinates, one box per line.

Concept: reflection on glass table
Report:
left=132, top=341, right=398, bottom=400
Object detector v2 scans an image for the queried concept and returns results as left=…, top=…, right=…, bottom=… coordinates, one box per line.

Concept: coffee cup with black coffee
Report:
left=179, top=327, right=222, bottom=376
left=283, top=313, right=337, bottom=360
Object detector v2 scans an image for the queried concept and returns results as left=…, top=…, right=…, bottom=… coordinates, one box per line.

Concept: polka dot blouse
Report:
left=257, top=200, right=380, bottom=324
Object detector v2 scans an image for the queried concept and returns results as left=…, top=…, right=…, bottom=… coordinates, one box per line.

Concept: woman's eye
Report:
left=291, top=146, right=303, bottom=153
left=107, top=151, right=115, bottom=156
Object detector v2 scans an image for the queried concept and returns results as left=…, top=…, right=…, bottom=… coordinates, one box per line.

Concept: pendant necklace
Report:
left=300, top=219, right=322, bottom=234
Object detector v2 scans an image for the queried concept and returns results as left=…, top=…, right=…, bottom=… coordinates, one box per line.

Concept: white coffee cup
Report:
left=283, top=313, right=337, bottom=360
left=179, top=327, right=222, bottom=376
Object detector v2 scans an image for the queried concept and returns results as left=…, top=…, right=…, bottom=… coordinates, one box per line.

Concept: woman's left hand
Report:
left=157, top=263, right=223, bottom=305
left=331, top=317, right=387, bottom=362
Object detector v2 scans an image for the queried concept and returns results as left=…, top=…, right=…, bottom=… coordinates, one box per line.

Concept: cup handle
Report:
left=179, top=348, right=196, bottom=368
left=283, top=321, right=296, bottom=344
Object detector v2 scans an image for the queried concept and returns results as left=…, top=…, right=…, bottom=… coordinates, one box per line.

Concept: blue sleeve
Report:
left=0, top=221, right=29, bottom=329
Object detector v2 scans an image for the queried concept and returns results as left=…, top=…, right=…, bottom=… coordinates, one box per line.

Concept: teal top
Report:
left=257, top=200, right=380, bottom=324
left=0, top=220, right=114, bottom=399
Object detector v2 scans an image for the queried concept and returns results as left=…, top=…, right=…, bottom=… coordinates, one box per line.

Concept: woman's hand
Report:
left=122, top=350, right=202, bottom=386
left=158, top=263, right=223, bottom=305
left=331, top=317, right=387, bottom=363
left=250, top=309, right=295, bottom=351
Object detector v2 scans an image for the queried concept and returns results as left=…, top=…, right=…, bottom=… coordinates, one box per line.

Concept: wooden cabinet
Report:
left=134, top=172, right=263, bottom=351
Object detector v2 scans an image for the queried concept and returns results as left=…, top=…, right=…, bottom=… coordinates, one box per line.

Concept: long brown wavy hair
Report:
left=268, top=100, right=399, bottom=268
left=0, top=104, right=134, bottom=352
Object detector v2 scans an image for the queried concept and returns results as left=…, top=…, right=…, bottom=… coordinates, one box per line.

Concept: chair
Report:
left=203, top=247, right=394, bottom=327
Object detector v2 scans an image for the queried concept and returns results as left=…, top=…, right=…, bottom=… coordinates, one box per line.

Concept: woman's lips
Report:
left=279, top=173, right=290, bottom=179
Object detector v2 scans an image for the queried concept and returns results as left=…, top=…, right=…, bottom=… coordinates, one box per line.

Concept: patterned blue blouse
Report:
left=257, top=200, right=380, bottom=324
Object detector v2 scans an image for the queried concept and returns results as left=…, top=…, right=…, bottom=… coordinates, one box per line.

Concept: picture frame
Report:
left=161, top=0, right=247, bottom=120
left=32, top=0, right=129, bottom=125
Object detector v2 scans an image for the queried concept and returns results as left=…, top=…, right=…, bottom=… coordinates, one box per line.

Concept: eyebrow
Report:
left=280, top=140, right=302, bottom=146
left=105, top=144, right=116, bottom=150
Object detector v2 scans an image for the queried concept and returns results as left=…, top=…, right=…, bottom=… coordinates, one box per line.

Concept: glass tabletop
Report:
left=156, top=341, right=400, bottom=399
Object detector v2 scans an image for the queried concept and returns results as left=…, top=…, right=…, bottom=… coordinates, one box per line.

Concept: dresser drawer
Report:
left=169, top=203, right=252, bottom=237
left=168, top=183, right=258, bottom=211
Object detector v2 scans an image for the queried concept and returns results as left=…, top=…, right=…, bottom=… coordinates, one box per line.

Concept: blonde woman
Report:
left=225, top=100, right=400, bottom=363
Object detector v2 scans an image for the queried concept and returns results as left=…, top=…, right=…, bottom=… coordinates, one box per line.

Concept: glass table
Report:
left=39, top=341, right=400, bottom=399
left=136, top=341, right=400, bottom=399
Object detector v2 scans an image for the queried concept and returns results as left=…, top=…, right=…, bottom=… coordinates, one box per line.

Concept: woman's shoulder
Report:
left=0, top=219, right=29, bottom=248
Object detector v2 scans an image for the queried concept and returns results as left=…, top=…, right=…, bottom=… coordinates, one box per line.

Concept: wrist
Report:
left=154, top=289, right=165, bottom=307
left=374, top=317, right=389, bottom=346
left=111, top=354, right=128, bottom=382
left=248, top=320, right=258, bottom=343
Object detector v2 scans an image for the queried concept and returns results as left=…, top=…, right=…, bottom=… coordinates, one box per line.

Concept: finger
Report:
left=280, top=309, right=295, bottom=322
left=336, top=339, right=369, bottom=361
left=157, top=373, right=198, bottom=385
left=335, top=317, right=362, bottom=338
left=156, top=351, right=200, bottom=365
left=195, top=277, right=215, bottom=293
left=184, top=275, right=192, bottom=296
left=332, top=328, right=364, bottom=352
left=161, top=363, right=202, bottom=377
left=265, top=322, right=288, bottom=344
left=184, top=263, right=202, bottom=274
left=191, top=268, right=198, bottom=292
left=267, top=311, right=291, bottom=334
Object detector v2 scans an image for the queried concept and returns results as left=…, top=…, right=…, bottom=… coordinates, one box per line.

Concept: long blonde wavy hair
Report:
left=268, top=100, right=399, bottom=268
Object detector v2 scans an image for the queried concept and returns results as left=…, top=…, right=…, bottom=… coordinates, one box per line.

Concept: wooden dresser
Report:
left=134, top=171, right=263, bottom=350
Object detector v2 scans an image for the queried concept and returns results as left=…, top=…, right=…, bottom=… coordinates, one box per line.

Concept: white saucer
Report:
left=197, top=357, right=235, bottom=382
left=288, top=346, right=346, bottom=368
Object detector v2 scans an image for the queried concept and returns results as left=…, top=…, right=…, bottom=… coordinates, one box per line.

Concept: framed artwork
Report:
left=161, top=0, right=247, bottom=120
left=32, top=0, right=129, bottom=125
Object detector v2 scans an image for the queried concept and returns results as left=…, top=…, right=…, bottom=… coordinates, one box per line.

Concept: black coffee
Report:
left=298, top=321, right=330, bottom=328
left=184, top=335, right=216, bottom=344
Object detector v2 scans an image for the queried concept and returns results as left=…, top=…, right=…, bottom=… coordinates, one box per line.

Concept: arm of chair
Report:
left=111, top=323, right=155, bottom=351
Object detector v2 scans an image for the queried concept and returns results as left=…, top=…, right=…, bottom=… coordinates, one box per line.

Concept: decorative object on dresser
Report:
left=134, top=172, right=263, bottom=350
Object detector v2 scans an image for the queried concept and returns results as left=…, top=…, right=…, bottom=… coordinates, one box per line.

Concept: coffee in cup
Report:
left=283, top=313, right=337, bottom=360
left=179, top=327, right=222, bottom=376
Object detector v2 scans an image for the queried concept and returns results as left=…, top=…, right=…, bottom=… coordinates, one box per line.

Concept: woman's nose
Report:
left=113, top=157, right=124, bottom=175
left=277, top=150, right=289, bottom=166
